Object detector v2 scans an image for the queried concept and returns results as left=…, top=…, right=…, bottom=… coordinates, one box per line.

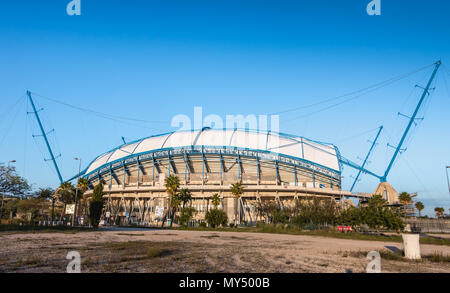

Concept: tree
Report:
left=55, top=182, right=75, bottom=221
left=339, top=207, right=364, bottom=227
left=162, top=175, right=180, bottom=227
left=178, top=188, right=192, bottom=208
left=415, top=201, right=424, bottom=218
left=89, top=183, right=104, bottom=228
left=34, top=187, right=54, bottom=200
left=290, top=198, right=338, bottom=228
left=230, top=182, right=244, bottom=225
left=178, top=207, right=196, bottom=227
left=76, top=178, right=89, bottom=194
left=398, top=192, right=412, bottom=218
left=255, top=200, right=280, bottom=223
left=205, top=209, right=228, bottom=228
left=171, top=193, right=182, bottom=212
left=0, top=164, right=31, bottom=219
left=15, top=198, right=48, bottom=223
left=74, top=177, right=89, bottom=225
left=211, top=193, right=221, bottom=208
left=434, top=207, right=445, bottom=219
left=362, top=195, right=404, bottom=231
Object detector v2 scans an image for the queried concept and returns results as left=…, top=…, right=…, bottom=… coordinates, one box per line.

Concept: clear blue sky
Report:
left=1, top=0, right=449, bottom=216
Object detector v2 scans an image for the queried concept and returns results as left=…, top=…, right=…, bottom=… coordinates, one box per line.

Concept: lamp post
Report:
left=72, top=158, right=82, bottom=227
left=0, top=160, right=16, bottom=220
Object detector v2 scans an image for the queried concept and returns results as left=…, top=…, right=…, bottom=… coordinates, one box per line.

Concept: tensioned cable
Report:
left=400, top=152, right=430, bottom=197
left=30, top=91, right=167, bottom=124
left=442, top=63, right=450, bottom=76
left=29, top=91, right=169, bottom=128
left=0, top=96, right=26, bottom=147
left=0, top=94, right=25, bottom=125
left=335, top=126, right=381, bottom=143
left=441, top=65, right=450, bottom=101
left=282, top=64, right=436, bottom=123
left=22, top=98, right=29, bottom=179
left=269, top=62, right=435, bottom=116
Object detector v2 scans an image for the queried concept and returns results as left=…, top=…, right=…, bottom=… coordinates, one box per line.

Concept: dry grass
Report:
left=1, top=230, right=449, bottom=273
left=427, top=252, right=450, bottom=263
left=341, top=249, right=450, bottom=263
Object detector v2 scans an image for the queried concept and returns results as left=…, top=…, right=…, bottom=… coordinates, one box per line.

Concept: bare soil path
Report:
left=0, top=229, right=448, bottom=273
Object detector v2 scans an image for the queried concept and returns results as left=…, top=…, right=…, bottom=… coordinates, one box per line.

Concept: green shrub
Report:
left=271, top=209, right=290, bottom=224
left=205, top=209, right=228, bottom=228
left=89, top=183, right=104, bottom=228
left=254, top=195, right=404, bottom=232
left=256, top=221, right=265, bottom=228
left=199, top=221, right=207, bottom=228
left=178, top=207, right=196, bottom=227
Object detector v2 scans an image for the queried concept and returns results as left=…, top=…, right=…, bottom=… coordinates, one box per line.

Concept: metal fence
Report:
left=406, top=219, right=450, bottom=233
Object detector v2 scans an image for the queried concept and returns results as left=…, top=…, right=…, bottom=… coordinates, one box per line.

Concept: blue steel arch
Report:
left=81, top=145, right=342, bottom=183
left=71, top=129, right=345, bottom=183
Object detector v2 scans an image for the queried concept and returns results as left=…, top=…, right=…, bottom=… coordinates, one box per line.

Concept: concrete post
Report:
left=402, top=234, right=421, bottom=260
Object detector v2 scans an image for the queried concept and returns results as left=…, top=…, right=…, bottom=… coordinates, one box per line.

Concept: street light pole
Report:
left=72, top=158, right=82, bottom=227
left=0, top=160, right=16, bottom=220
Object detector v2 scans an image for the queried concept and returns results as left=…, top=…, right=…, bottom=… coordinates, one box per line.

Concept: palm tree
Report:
left=55, top=182, right=75, bottom=222
left=230, top=182, right=244, bottom=226
left=398, top=192, right=411, bottom=218
left=415, top=201, right=424, bottom=218
left=178, top=188, right=192, bottom=209
left=170, top=192, right=182, bottom=225
left=34, top=187, right=54, bottom=200
left=211, top=193, right=221, bottom=209
left=77, top=178, right=89, bottom=194
left=162, top=175, right=180, bottom=227
left=434, top=207, right=444, bottom=219
left=75, top=178, right=89, bottom=224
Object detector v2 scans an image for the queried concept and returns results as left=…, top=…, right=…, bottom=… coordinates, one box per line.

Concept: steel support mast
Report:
left=27, top=91, right=64, bottom=183
left=381, top=61, right=441, bottom=182
left=350, top=126, right=383, bottom=192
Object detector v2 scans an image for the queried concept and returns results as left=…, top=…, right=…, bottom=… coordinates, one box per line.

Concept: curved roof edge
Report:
left=72, top=128, right=342, bottom=181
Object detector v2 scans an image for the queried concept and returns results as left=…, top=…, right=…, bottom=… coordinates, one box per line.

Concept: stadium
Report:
left=81, top=128, right=368, bottom=225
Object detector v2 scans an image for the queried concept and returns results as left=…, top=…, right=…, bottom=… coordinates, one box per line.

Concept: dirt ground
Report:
left=0, top=228, right=449, bottom=273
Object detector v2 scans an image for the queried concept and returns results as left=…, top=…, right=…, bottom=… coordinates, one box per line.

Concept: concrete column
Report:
left=402, top=234, right=421, bottom=260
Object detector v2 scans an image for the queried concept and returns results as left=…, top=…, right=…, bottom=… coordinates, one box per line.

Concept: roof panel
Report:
left=163, top=130, right=200, bottom=149
left=86, top=152, right=113, bottom=174
left=133, top=134, right=169, bottom=154
left=85, top=129, right=341, bottom=174
left=107, top=142, right=141, bottom=163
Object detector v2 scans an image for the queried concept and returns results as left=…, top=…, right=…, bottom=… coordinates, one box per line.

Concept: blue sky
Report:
left=1, top=0, right=449, bottom=216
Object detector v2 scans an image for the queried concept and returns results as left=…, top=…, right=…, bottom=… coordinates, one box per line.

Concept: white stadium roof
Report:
left=84, top=129, right=341, bottom=174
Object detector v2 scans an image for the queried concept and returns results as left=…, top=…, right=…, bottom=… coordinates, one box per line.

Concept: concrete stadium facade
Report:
left=82, top=128, right=359, bottom=225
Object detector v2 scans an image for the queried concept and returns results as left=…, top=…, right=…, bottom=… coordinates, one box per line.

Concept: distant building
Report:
left=373, top=182, right=399, bottom=204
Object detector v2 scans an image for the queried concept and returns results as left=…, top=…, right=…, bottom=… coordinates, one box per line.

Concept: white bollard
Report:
left=402, top=234, right=421, bottom=260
